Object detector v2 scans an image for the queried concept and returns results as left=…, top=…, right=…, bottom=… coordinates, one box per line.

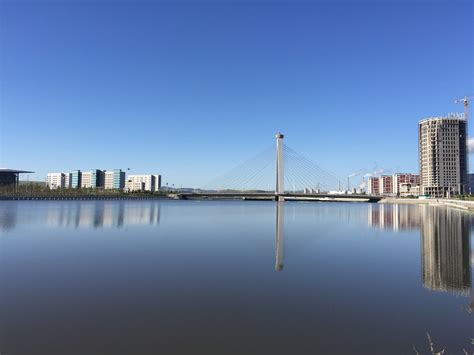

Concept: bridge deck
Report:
left=177, top=192, right=382, bottom=202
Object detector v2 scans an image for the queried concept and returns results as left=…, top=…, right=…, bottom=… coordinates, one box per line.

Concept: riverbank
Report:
left=0, top=195, right=174, bottom=201
left=381, top=197, right=474, bottom=212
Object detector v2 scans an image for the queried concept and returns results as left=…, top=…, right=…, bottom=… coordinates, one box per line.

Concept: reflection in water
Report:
left=368, top=204, right=472, bottom=299
left=55, top=202, right=155, bottom=228
left=0, top=203, right=18, bottom=231
left=1, top=202, right=470, bottom=296
left=0, top=201, right=473, bottom=353
left=49, top=202, right=143, bottom=228
left=275, top=202, right=284, bottom=272
left=368, top=204, right=420, bottom=231
left=420, top=206, right=471, bottom=296
left=0, top=201, right=161, bottom=230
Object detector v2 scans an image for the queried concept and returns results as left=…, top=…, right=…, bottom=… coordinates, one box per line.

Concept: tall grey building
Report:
left=418, top=114, right=468, bottom=196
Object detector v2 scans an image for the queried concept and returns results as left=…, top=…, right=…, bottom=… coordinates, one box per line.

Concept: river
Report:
left=0, top=200, right=472, bottom=354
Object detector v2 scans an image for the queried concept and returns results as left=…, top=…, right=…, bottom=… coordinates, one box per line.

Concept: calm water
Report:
left=0, top=200, right=472, bottom=355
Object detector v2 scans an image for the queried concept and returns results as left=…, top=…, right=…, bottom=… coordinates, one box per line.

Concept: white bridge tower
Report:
left=275, top=133, right=284, bottom=200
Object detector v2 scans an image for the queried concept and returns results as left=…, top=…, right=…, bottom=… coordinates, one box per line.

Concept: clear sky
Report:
left=1, top=0, right=473, bottom=187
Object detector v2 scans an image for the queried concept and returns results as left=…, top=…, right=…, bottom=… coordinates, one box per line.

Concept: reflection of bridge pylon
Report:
left=275, top=201, right=284, bottom=271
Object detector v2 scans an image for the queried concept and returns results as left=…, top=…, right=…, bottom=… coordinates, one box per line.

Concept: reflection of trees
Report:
left=420, top=206, right=471, bottom=296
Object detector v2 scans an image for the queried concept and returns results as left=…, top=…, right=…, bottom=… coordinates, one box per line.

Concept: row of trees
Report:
left=0, top=183, right=175, bottom=197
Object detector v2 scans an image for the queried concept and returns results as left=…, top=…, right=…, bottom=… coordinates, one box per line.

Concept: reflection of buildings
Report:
left=0, top=203, right=18, bottom=231
left=0, top=201, right=162, bottom=231
left=367, top=204, right=421, bottom=231
left=368, top=204, right=472, bottom=299
left=45, top=202, right=161, bottom=229
left=275, top=202, right=284, bottom=272
left=420, top=206, right=471, bottom=296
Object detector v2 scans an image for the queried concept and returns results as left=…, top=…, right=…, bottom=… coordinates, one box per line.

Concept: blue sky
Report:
left=1, top=0, right=473, bottom=187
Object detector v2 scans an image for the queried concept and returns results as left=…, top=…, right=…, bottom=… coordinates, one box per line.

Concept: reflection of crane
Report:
left=455, top=96, right=474, bottom=120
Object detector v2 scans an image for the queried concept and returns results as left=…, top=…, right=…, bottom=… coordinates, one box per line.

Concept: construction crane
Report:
left=455, top=96, right=474, bottom=120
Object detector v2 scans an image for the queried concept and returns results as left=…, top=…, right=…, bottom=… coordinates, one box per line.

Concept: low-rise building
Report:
left=125, top=180, right=145, bottom=192
left=379, top=175, right=393, bottom=195
left=367, top=177, right=380, bottom=195
left=0, top=169, right=34, bottom=190
left=46, top=173, right=65, bottom=189
left=104, top=169, right=125, bottom=190
left=468, top=173, right=474, bottom=195
left=91, top=169, right=105, bottom=188
left=127, top=174, right=161, bottom=192
left=153, top=174, right=162, bottom=191
left=71, top=170, right=81, bottom=189
left=368, top=174, right=419, bottom=196
left=81, top=169, right=105, bottom=188
left=399, top=183, right=420, bottom=197
left=393, top=173, right=420, bottom=196
left=104, top=171, right=113, bottom=189
left=64, top=173, right=71, bottom=188
left=81, top=172, right=92, bottom=188
left=44, top=168, right=160, bottom=191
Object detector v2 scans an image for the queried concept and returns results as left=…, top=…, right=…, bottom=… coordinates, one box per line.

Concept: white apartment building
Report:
left=104, top=169, right=125, bottom=189
left=81, top=172, right=92, bottom=188
left=104, top=171, right=114, bottom=189
left=46, top=169, right=124, bottom=190
left=127, top=175, right=159, bottom=192
left=64, top=173, right=71, bottom=188
left=419, top=114, right=468, bottom=196
left=46, top=173, right=65, bottom=189
left=125, top=180, right=145, bottom=192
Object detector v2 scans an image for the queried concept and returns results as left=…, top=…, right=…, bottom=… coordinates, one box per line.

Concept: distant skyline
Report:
left=1, top=0, right=473, bottom=187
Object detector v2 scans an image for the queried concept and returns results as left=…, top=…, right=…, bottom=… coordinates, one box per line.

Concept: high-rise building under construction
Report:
left=418, top=114, right=468, bottom=196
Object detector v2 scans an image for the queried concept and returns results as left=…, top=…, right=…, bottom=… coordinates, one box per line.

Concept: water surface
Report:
left=0, top=201, right=472, bottom=354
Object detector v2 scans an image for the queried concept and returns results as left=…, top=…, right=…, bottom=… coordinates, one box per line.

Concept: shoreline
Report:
left=381, top=197, right=474, bottom=212
left=0, top=195, right=173, bottom=201
left=3, top=195, right=474, bottom=213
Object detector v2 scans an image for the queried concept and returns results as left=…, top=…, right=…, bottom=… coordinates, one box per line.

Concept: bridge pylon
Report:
left=275, top=133, right=284, bottom=201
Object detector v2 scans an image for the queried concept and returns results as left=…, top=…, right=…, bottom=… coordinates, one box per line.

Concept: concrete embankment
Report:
left=381, top=197, right=474, bottom=212
left=0, top=195, right=173, bottom=201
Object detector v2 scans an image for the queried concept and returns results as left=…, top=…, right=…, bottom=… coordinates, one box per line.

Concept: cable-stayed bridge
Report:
left=178, top=133, right=381, bottom=202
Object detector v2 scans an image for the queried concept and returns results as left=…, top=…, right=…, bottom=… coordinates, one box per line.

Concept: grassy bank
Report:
left=0, top=183, right=173, bottom=200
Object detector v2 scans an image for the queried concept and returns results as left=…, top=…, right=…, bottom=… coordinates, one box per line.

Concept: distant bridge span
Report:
left=198, top=133, right=380, bottom=202
left=175, top=192, right=383, bottom=203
